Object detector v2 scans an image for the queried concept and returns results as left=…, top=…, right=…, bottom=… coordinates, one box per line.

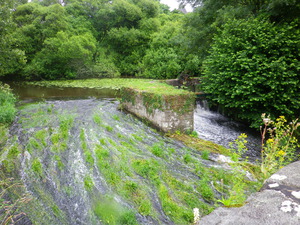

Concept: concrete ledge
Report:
left=120, top=87, right=195, bottom=133
left=198, top=161, right=300, bottom=225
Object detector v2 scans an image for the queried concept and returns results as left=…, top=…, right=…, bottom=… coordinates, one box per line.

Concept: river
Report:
left=1, top=83, right=261, bottom=224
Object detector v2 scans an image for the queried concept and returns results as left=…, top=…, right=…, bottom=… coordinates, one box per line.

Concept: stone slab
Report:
left=198, top=161, right=300, bottom=225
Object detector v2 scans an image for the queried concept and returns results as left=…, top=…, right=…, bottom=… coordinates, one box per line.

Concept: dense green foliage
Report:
left=180, top=0, right=300, bottom=126
left=202, top=18, right=300, bottom=126
left=0, top=0, right=299, bottom=124
left=1, top=0, right=200, bottom=80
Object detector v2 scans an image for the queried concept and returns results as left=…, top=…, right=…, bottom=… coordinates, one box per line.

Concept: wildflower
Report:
left=266, top=138, right=274, bottom=144
left=276, top=150, right=286, bottom=157
left=277, top=116, right=287, bottom=122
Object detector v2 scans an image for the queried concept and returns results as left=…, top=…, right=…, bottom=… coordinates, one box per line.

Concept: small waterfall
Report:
left=194, top=100, right=261, bottom=159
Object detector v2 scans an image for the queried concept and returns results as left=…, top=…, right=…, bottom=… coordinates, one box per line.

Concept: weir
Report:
left=2, top=83, right=263, bottom=224
left=120, top=87, right=195, bottom=133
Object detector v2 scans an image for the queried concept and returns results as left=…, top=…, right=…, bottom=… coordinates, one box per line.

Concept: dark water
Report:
left=8, top=82, right=118, bottom=101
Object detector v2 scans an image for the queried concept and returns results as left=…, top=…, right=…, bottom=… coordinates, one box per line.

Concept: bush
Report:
left=202, top=17, right=300, bottom=127
left=138, top=48, right=182, bottom=79
left=0, top=83, right=17, bottom=124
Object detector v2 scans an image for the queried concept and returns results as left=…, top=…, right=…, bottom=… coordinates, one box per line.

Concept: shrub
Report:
left=202, top=18, right=300, bottom=127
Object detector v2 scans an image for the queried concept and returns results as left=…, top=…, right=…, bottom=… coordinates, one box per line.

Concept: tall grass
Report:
left=0, top=83, right=17, bottom=125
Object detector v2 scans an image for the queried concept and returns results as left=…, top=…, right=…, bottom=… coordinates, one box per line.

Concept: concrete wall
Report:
left=120, top=88, right=194, bottom=133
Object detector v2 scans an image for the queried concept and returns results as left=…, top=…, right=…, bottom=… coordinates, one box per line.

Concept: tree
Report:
left=202, top=17, right=300, bottom=127
left=25, top=31, right=97, bottom=79
left=138, top=48, right=182, bottom=79
left=0, top=0, right=26, bottom=77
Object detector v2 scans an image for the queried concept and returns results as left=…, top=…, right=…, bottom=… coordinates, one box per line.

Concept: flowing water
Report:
left=1, top=84, right=261, bottom=224
left=194, top=101, right=261, bottom=160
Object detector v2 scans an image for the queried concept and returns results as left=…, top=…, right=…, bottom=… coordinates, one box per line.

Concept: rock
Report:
left=198, top=161, right=300, bottom=225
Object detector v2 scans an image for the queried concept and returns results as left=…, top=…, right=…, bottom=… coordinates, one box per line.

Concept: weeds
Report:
left=0, top=83, right=17, bottom=124
left=0, top=177, right=32, bottom=225
left=260, top=114, right=299, bottom=178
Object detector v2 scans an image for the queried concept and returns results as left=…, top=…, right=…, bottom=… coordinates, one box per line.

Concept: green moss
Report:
left=59, top=114, right=74, bottom=139
left=122, top=181, right=152, bottom=216
left=99, top=138, right=107, bottom=146
left=84, top=151, right=94, bottom=166
left=93, top=114, right=102, bottom=125
left=131, top=134, right=143, bottom=142
left=7, top=144, right=20, bottom=159
left=51, top=204, right=63, bottom=218
left=0, top=125, right=8, bottom=147
left=19, top=105, right=52, bottom=129
left=93, top=197, right=138, bottom=225
left=112, top=115, right=120, bottom=121
left=201, top=150, right=210, bottom=160
left=120, top=141, right=134, bottom=149
left=32, top=158, right=43, bottom=177
left=198, top=179, right=215, bottom=201
left=80, top=129, right=94, bottom=166
left=34, top=129, right=48, bottom=147
left=84, top=175, right=94, bottom=191
left=54, top=155, right=64, bottom=170
left=150, top=143, right=164, bottom=158
left=183, top=153, right=193, bottom=164
left=1, top=144, right=20, bottom=173
left=26, top=137, right=43, bottom=153
left=105, top=125, right=113, bottom=132
left=117, top=133, right=126, bottom=139
left=107, top=138, right=118, bottom=147
left=132, top=159, right=160, bottom=184
left=27, top=78, right=190, bottom=96
left=95, top=145, right=110, bottom=160
left=121, top=86, right=195, bottom=116
left=141, top=92, right=164, bottom=115
left=158, top=184, right=193, bottom=224
left=62, top=186, right=73, bottom=196
left=51, top=133, right=60, bottom=145
left=168, top=133, right=230, bottom=155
